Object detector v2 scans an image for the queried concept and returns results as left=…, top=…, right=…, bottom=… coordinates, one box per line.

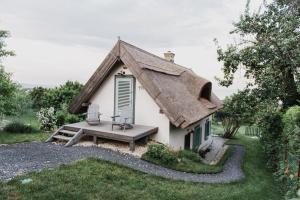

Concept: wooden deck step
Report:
left=53, top=135, right=72, bottom=141
left=59, top=129, right=77, bottom=136
left=46, top=127, right=83, bottom=147
left=63, top=126, right=81, bottom=132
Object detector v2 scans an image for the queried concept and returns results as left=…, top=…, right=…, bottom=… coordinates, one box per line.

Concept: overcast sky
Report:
left=0, top=0, right=263, bottom=98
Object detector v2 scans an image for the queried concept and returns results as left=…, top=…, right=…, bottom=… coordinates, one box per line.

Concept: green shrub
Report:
left=37, top=107, right=57, bottom=131
left=146, top=144, right=166, bottom=159
left=3, top=121, right=38, bottom=133
left=55, top=110, right=67, bottom=127
left=283, top=106, right=300, bottom=156
left=178, top=150, right=200, bottom=162
left=55, top=110, right=80, bottom=127
left=257, top=109, right=283, bottom=171
left=145, top=144, right=177, bottom=165
left=65, top=114, right=80, bottom=124
left=161, top=152, right=177, bottom=165
left=280, top=106, right=300, bottom=198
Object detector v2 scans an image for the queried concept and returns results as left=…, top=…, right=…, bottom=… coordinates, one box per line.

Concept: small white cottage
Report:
left=69, top=40, right=222, bottom=151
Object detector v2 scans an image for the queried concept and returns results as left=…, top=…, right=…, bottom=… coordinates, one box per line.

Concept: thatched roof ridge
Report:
left=121, top=40, right=190, bottom=75
left=69, top=40, right=222, bottom=128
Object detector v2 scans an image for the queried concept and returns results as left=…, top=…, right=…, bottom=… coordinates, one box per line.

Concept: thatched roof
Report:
left=69, top=40, right=222, bottom=128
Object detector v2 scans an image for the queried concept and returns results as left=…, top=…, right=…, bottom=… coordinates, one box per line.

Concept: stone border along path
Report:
left=0, top=142, right=245, bottom=183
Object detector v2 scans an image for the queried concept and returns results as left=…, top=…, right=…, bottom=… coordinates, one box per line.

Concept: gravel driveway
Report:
left=0, top=142, right=245, bottom=183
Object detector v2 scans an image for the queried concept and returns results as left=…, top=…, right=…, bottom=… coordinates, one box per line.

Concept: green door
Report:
left=193, top=126, right=202, bottom=150
left=205, top=120, right=210, bottom=140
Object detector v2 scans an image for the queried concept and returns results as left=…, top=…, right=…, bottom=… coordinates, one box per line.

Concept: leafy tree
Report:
left=215, top=2, right=300, bottom=197
left=0, top=30, right=16, bottom=119
left=277, top=0, right=300, bottom=11
left=215, top=1, right=300, bottom=108
left=0, top=66, right=17, bottom=118
left=215, top=89, right=257, bottom=138
left=0, top=30, right=15, bottom=59
left=29, top=87, right=49, bottom=108
left=47, top=81, right=83, bottom=110
left=10, top=87, right=33, bottom=116
left=29, top=81, right=83, bottom=110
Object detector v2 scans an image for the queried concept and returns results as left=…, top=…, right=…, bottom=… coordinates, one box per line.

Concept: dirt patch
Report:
left=74, top=137, right=155, bottom=158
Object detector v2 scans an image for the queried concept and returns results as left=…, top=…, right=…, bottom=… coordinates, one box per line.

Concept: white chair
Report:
left=85, top=104, right=101, bottom=125
left=111, top=107, right=133, bottom=131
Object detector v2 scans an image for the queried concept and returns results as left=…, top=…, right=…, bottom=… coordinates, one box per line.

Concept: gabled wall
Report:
left=169, top=115, right=212, bottom=151
left=89, top=63, right=170, bottom=144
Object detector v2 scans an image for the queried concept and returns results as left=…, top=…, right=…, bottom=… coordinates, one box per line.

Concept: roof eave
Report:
left=179, top=106, right=222, bottom=129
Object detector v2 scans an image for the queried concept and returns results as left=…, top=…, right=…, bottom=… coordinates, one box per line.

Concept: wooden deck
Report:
left=63, top=121, right=158, bottom=151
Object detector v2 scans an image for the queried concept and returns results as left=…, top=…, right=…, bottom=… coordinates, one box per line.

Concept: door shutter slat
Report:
left=114, top=76, right=135, bottom=124
left=117, top=79, right=131, bottom=109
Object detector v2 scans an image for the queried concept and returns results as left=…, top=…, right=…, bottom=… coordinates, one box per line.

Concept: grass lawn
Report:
left=211, top=120, right=224, bottom=135
left=0, top=109, right=51, bottom=144
left=0, top=132, right=51, bottom=144
left=142, top=147, right=233, bottom=174
left=0, top=134, right=282, bottom=200
left=4, top=109, right=40, bottom=128
left=212, top=121, right=247, bottom=136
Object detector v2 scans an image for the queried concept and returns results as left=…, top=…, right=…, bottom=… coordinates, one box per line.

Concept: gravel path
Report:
left=0, top=142, right=245, bottom=183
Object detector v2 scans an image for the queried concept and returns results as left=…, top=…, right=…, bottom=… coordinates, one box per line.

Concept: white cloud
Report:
left=0, top=0, right=263, bottom=98
left=0, top=0, right=263, bottom=47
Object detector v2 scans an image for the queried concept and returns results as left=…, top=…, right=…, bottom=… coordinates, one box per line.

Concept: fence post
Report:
left=298, top=160, right=300, bottom=189
left=284, top=148, right=289, bottom=175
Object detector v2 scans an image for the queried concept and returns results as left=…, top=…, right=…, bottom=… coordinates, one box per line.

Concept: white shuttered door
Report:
left=114, top=76, right=134, bottom=123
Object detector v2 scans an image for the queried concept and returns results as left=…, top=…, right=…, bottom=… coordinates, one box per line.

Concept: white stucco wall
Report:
left=169, top=115, right=212, bottom=151
left=135, top=81, right=170, bottom=144
left=169, top=124, right=186, bottom=150
left=89, top=64, right=170, bottom=144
